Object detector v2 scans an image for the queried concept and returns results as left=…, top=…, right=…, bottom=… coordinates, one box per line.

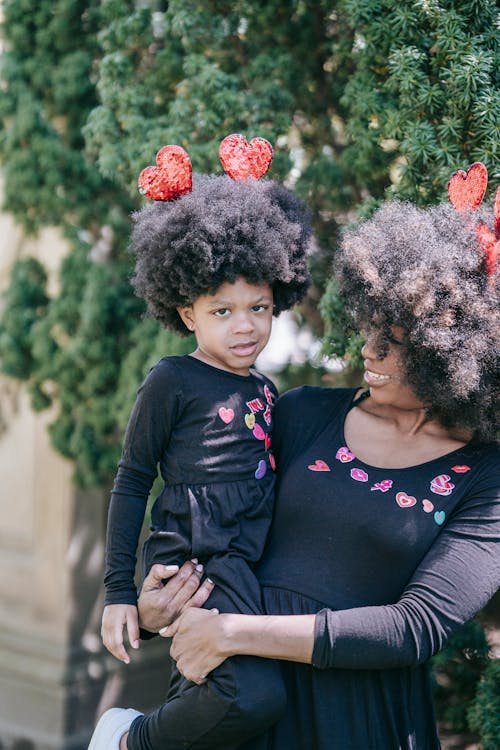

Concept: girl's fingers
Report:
left=105, top=624, right=130, bottom=664
left=126, top=610, right=140, bottom=650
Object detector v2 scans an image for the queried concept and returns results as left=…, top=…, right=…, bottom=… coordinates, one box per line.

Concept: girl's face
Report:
left=177, top=278, right=274, bottom=376
left=360, top=327, right=423, bottom=410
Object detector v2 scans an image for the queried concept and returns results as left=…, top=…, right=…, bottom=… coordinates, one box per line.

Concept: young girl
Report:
left=89, top=138, right=312, bottom=750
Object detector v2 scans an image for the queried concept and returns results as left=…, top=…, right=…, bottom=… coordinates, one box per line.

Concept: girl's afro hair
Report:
left=131, top=174, right=311, bottom=334
left=336, top=201, right=499, bottom=442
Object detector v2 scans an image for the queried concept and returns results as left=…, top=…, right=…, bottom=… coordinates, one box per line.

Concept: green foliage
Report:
left=319, top=276, right=364, bottom=371
left=0, top=1, right=497, bottom=733
left=467, top=658, right=500, bottom=750
left=1, top=0, right=499, bottom=486
left=0, top=258, right=49, bottom=378
left=431, top=620, right=490, bottom=733
left=340, top=0, right=499, bottom=205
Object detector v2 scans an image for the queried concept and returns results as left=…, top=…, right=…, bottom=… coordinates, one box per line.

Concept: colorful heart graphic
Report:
left=219, top=134, right=273, bottom=181
left=451, top=465, right=470, bottom=473
left=430, top=474, right=455, bottom=496
left=264, top=433, right=271, bottom=450
left=244, top=413, right=256, bottom=429
left=253, top=424, right=265, bottom=440
left=351, top=468, right=369, bottom=482
left=336, top=446, right=355, bottom=463
left=255, top=460, right=267, bottom=479
left=264, top=384, right=274, bottom=405
left=218, top=407, right=235, bottom=424
left=396, top=492, right=417, bottom=508
left=308, top=460, right=331, bottom=472
left=422, top=499, right=434, bottom=513
left=371, top=479, right=393, bottom=492
left=434, top=511, right=446, bottom=526
left=448, top=162, right=488, bottom=211
left=269, top=453, right=276, bottom=471
left=138, top=145, right=192, bottom=201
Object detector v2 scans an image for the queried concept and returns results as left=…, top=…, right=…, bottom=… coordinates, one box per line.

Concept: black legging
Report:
left=127, top=554, right=286, bottom=750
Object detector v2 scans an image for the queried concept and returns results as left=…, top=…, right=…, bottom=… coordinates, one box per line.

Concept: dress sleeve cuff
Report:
left=312, top=608, right=337, bottom=669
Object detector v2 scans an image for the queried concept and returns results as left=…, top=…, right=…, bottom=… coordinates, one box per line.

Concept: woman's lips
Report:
left=364, top=369, right=391, bottom=385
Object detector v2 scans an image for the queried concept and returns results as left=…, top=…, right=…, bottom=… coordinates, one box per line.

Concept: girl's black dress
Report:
left=105, top=355, right=287, bottom=750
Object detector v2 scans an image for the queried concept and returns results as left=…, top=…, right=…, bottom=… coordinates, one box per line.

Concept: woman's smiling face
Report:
left=360, top=327, right=424, bottom=411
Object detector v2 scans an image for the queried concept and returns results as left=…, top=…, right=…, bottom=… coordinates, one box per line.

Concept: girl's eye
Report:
left=252, top=304, right=268, bottom=313
left=214, top=308, right=230, bottom=317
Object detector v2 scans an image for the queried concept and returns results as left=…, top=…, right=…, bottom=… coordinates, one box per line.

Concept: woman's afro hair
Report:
left=131, top=174, right=311, bottom=334
left=336, top=201, right=499, bottom=442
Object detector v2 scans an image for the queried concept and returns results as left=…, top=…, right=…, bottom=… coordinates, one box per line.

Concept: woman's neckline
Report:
left=342, top=388, right=473, bottom=471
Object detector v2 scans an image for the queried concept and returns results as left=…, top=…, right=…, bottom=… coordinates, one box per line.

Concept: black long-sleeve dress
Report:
left=105, top=355, right=288, bottom=750
left=247, top=386, right=499, bottom=750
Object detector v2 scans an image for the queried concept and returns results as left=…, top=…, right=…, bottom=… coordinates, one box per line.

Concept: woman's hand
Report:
left=161, top=608, right=226, bottom=684
left=137, top=560, right=215, bottom=633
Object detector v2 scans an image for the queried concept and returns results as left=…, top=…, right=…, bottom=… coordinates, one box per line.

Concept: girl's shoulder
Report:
left=142, top=354, right=183, bottom=382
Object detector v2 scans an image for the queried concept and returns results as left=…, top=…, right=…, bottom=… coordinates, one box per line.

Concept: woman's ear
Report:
left=176, top=305, right=195, bottom=332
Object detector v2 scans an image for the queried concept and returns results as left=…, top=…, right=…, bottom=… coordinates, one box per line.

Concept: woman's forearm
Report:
left=219, top=613, right=316, bottom=664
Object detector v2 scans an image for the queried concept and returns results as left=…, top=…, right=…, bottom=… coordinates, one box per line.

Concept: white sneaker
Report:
left=88, top=708, right=144, bottom=750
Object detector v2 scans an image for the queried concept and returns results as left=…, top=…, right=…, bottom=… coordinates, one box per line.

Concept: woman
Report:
left=138, top=198, right=499, bottom=749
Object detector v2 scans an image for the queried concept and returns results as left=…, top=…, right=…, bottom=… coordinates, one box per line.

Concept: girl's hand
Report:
left=162, top=608, right=225, bottom=684
left=101, top=603, right=139, bottom=664
left=137, top=560, right=215, bottom=633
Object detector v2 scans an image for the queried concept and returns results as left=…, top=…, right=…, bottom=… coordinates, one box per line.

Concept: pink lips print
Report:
left=350, top=468, right=368, bottom=482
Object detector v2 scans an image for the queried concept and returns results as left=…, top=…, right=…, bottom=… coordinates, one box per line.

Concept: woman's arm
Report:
left=163, top=608, right=315, bottom=684
left=312, top=472, right=499, bottom=670
left=166, top=469, right=499, bottom=678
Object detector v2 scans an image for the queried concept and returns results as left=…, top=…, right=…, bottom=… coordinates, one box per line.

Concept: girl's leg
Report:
left=127, top=557, right=286, bottom=750
left=128, top=655, right=285, bottom=750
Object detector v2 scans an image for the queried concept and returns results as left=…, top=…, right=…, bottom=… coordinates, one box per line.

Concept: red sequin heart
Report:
left=219, top=134, right=273, bottom=181
left=138, top=145, right=192, bottom=201
left=448, top=162, right=488, bottom=211
left=494, top=186, right=500, bottom=237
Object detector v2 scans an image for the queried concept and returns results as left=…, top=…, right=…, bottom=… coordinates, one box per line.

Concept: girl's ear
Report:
left=176, top=305, right=195, bottom=332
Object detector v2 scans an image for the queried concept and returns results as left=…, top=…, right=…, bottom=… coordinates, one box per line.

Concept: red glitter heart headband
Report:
left=138, top=135, right=273, bottom=201
left=448, top=162, right=500, bottom=278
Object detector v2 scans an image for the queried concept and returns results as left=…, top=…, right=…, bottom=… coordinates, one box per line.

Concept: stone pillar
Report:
left=0, top=196, right=168, bottom=750
left=0, top=384, right=169, bottom=750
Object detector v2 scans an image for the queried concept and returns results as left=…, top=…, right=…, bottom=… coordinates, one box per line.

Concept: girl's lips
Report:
left=230, top=342, right=258, bottom=357
left=364, top=369, right=391, bottom=386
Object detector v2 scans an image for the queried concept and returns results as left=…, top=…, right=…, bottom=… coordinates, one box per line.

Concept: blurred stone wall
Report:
left=0, top=183, right=168, bottom=750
